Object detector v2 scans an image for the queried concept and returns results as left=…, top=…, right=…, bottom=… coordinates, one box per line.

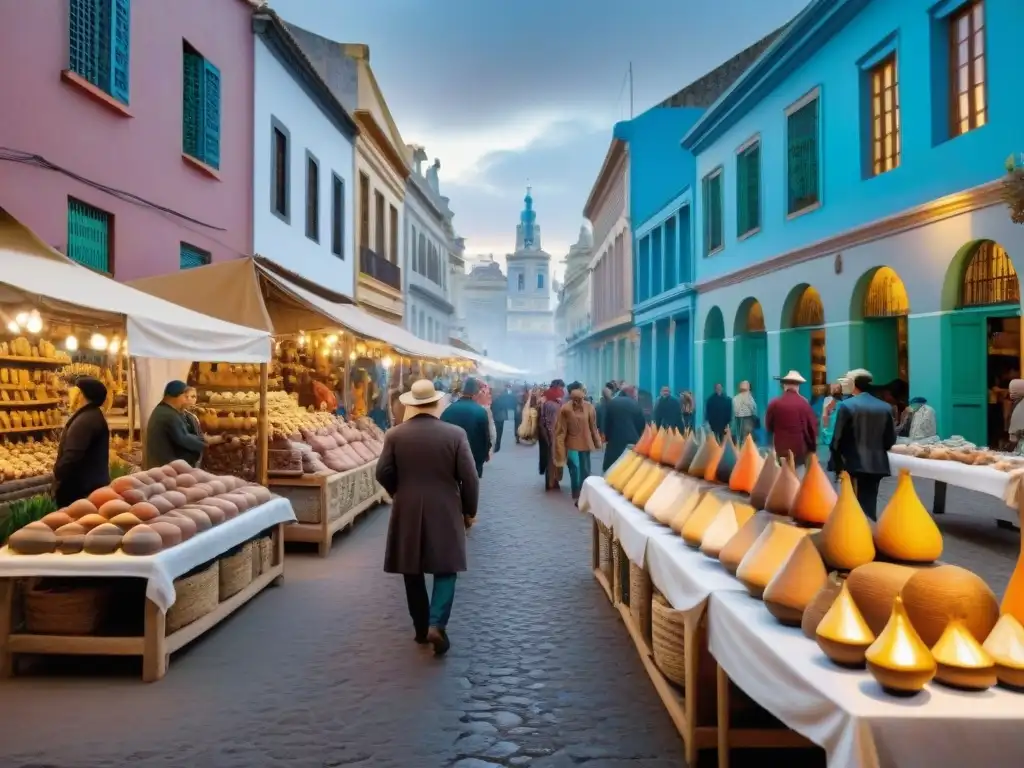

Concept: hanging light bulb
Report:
left=25, top=312, right=43, bottom=334
left=382, top=355, right=394, bottom=369
left=65, top=335, right=79, bottom=352
left=327, top=334, right=338, bottom=346
left=355, top=341, right=367, bottom=355
left=298, top=333, right=307, bottom=347
left=14, top=312, right=28, bottom=327
left=349, top=351, right=357, bottom=361
left=6, top=321, right=19, bottom=334
left=108, top=338, right=121, bottom=354
left=90, top=333, right=107, bottom=351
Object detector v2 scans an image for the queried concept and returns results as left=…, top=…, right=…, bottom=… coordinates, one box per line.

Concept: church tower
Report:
left=505, top=187, right=556, bottom=375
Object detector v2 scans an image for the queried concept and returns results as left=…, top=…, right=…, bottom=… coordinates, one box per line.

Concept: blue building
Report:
left=687, top=0, right=1024, bottom=445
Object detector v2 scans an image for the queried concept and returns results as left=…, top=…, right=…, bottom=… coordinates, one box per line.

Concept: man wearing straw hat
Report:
left=377, top=379, right=479, bottom=656
left=764, top=370, right=818, bottom=467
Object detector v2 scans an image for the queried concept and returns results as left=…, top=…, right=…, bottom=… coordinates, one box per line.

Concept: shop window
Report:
left=67, top=197, right=112, bottom=273
left=869, top=55, right=901, bottom=175
left=305, top=151, right=319, bottom=243
left=961, top=241, right=1019, bottom=307
left=179, top=242, right=210, bottom=269
left=864, top=267, right=910, bottom=317
left=792, top=286, right=825, bottom=327
left=68, top=0, right=131, bottom=105
left=331, top=173, right=344, bottom=258
left=786, top=91, right=821, bottom=215
left=950, top=0, right=986, bottom=136
left=745, top=301, right=766, bottom=333
left=736, top=140, right=761, bottom=236
left=182, top=41, right=221, bottom=170
left=702, top=168, right=723, bottom=256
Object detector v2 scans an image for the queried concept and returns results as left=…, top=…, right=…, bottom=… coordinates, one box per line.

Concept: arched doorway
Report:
left=733, top=299, right=769, bottom=408
left=945, top=240, right=1020, bottom=447
left=851, top=266, right=909, bottom=388
left=702, top=307, right=726, bottom=401
left=779, top=285, right=826, bottom=401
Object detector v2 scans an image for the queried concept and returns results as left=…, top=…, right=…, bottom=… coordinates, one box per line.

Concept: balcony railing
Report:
left=359, top=246, right=401, bottom=290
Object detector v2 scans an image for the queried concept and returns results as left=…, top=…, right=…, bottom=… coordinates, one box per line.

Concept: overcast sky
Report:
left=271, top=0, right=807, bottom=272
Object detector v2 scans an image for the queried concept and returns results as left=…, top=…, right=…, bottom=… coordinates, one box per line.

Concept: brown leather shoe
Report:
left=426, top=626, right=450, bottom=656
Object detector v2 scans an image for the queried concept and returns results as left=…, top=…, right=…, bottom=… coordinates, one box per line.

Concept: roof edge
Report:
left=582, top=137, right=627, bottom=221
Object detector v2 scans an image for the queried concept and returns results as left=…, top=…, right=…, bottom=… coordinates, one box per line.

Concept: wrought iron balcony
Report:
left=359, top=246, right=401, bottom=290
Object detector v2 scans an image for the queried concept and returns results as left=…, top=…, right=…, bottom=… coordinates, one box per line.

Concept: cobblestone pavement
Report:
left=0, top=441, right=1018, bottom=768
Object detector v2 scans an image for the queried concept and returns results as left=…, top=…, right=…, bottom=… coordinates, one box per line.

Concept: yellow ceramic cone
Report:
left=700, top=502, right=756, bottom=559
left=622, top=461, right=654, bottom=500
left=703, top=429, right=728, bottom=482
left=983, top=614, right=1024, bottom=690
left=632, top=467, right=667, bottom=508
left=606, top=452, right=638, bottom=487
left=669, top=492, right=703, bottom=534
left=647, top=475, right=695, bottom=525
left=815, top=581, right=875, bottom=667
left=609, top=453, right=642, bottom=492
left=865, top=595, right=936, bottom=694
left=817, top=472, right=876, bottom=571
left=680, top=493, right=725, bottom=547
left=688, top=430, right=719, bottom=478
left=875, top=469, right=943, bottom=563
left=635, top=425, right=655, bottom=457
left=763, top=536, right=828, bottom=625
left=931, top=619, right=996, bottom=690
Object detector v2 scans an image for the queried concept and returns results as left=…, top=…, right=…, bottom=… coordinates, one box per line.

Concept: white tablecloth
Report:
left=0, top=497, right=296, bottom=613
left=888, top=453, right=1017, bottom=523
left=646, top=531, right=747, bottom=615
left=708, top=589, right=1024, bottom=768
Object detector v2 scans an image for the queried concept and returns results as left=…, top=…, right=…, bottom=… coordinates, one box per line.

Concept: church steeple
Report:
left=520, top=186, right=536, bottom=249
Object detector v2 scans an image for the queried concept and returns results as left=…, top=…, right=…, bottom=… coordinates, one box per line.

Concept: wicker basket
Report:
left=251, top=536, right=274, bottom=579
left=611, top=540, right=622, bottom=602
left=652, top=592, right=687, bottom=687
left=167, top=562, right=220, bottom=634
left=597, top=521, right=612, bottom=579
left=219, top=542, right=254, bottom=600
left=25, top=582, right=109, bottom=635
left=629, top=561, right=653, bottom=642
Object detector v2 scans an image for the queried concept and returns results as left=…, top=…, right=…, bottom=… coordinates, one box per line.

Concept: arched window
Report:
left=537, top=273, right=544, bottom=290
left=961, top=241, right=1020, bottom=307
left=792, top=287, right=824, bottom=327
left=864, top=267, right=909, bottom=317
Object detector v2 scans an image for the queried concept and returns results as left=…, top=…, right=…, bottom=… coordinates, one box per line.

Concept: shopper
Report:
left=830, top=370, right=896, bottom=520
left=554, top=381, right=603, bottom=504
left=52, top=376, right=110, bottom=507
left=732, top=381, right=758, bottom=443
left=145, top=380, right=219, bottom=469
left=765, top=371, right=818, bottom=467
left=680, top=390, right=696, bottom=432
left=377, top=379, right=479, bottom=656
left=704, top=383, right=732, bottom=441
left=440, top=377, right=492, bottom=477
left=601, top=384, right=645, bottom=472
left=491, top=385, right=517, bottom=452
left=539, top=379, right=566, bottom=490
left=653, top=386, right=683, bottom=431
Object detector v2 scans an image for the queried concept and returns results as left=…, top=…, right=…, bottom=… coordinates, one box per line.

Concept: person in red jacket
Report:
left=764, top=370, right=818, bottom=467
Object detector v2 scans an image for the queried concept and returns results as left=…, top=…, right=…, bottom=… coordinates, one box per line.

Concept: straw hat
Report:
left=399, top=379, right=443, bottom=407
left=779, top=370, right=806, bottom=384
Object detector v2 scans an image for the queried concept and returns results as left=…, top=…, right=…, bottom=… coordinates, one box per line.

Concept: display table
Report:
left=888, top=453, right=1017, bottom=525
left=709, top=588, right=1024, bottom=768
left=0, top=496, right=296, bottom=682
left=273, top=461, right=384, bottom=556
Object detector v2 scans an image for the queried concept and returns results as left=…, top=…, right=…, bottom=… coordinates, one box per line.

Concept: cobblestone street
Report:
left=0, top=439, right=1020, bottom=768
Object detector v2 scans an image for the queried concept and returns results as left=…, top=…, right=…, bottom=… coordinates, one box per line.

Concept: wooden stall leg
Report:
left=142, top=599, right=168, bottom=683
left=933, top=480, right=947, bottom=515
left=716, top=663, right=730, bottom=768
left=273, top=522, right=285, bottom=586
left=0, top=578, right=14, bottom=678
left=683, top=613, right=700, bottom=767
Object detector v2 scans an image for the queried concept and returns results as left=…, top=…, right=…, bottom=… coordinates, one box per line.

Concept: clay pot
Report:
left=206, top=496, right=240, bottom=519
left=748, top=451, right=780, bottom=511
left=182, top=486, right=210, bottom=504
left=55, top=522, right=87, bottom=554
left=197, top=504, right=227, bottom=525
left=649, top=427, right=668, bottom=464
left=148, top=495, right=176, bottom=515
left=83, top=523, right=124, bottom=554
left=128, top=502, right=161, bottom=522
left=789, top=454, right=837, bottom=527
left=76, top=513, right=109, bottom=531
left=817, top=472, right=875, bottom=571
left=158, top=514, right=197, bottom=541
left=688, top=431, right=719, bottom=479
left=982, top=614, right=1024, bottom=690
left=764, top=454, right=800, bottom=517
left=714, top=437, right=738, bottom=485
left=109, top=512, right=144, bottom=531
left=845, top=562, right=921, bottom=635
left=875, top=469, right=943, bottom=563
left=207, top=480, right=228, bottom=496
left=40, top=511, right=74, bottom=531
left=735, top=521, right=810, bottom=598
left=122, top=524, right=163, bottom=556
left=634, top=425, right=655, bottom=457
left=169, top=508, right=212, bottom=532
left=719, top=511, right=777, bottom=575
left=763, top=536, right=828, bottom=626
left=169, top=459, right=194, bottom=474
left=661, top=431, right=685, bottom=468
left=644, top=474, right=691, bottom=524
left=931, top=620, right=997, bottom=691
left=900, top=564, right=1000, bottom=647
left=65, top=498, right=98, bottom=520
left=801, top=573, right=844, bottom=639
left=632, top=468, right=667, bottom=508
left=147, top=482, right=168, bottom=497
left=8, top=521, right=58, bottom=554
left=175, top=473, right=197, bottom=489
left=674, top=431, right=701, bottom=473
left=98, top=499, right=132, bottom=520
left=149, top=521, right=184, bottom=549
left=865, top=596, right=936, bottom=695
left=120, top=488, right=150, bottom=505
left=681, top=494, right=726, bottom=548
left=815, top=580, right=875, bottom=667
left=110, top=475, right=141, bottom=495
left=245, top=485, right=274, bottom=505
left=163, top=490, right=188, bottom=509
left=161, top=475, right=178, bottom=491
left=700, top=502, right=756, bottom=559
left=87, top=487, right=122, bottom=508
left=729, top=435, right=763, bottom=495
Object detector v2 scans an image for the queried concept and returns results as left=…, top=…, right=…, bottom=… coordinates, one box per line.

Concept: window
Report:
left=271, top=119, right=289, bottom=221
left=537, top=273, right=544, bottom=290
left=870, top=56, right=900, bottom=175
left=389, top=205, right=398, bottom=264
left=701, top=169, right=724, bottom=256
left=331, top=173, right=344, bottom=258
left=180, top=242, right=210, bottom=269
left=304, top=152, right=319, bottom=242
left=517, top=274, right=525, bottom=291
left=950, top=0, right=986, bottom=136
left=374, top=191, right=385, bottom=253
left=182, top=41, right=221, bottom=169
left=358, top=173, right=369, bottom=250
left=786, top=92, right=821, bottom=215
left=68, top=0, right=131, bottom=105
left=418, top=233, right=427, bottom=275
left=67, top=198, right=112, bottom=273
left=736, top=139, right=761, bottom=236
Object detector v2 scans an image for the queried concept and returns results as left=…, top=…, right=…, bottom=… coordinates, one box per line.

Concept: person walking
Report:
left=440, top=377, right=492, bottom=477
left=764, top=371, right=818, bottom=467
left=601, top=384, right=645, bottom=471
left=830, top=370, right=896, bottom=520
left=377, top=379, right=479, bottom=656
left=539, top=380, right=566, bottom=490
left=554, top=382, right=603, bottom=504
left=732, top=381, right=758, bottom=443
left=491, top=385, right=517, bottom=453
left=704, top=383, right=732, bottom=441
left=653, top=386, right=683, bottom=431
left=680, top=390, right=695, bottom=433
left=52, top=377, right=110, bottom=507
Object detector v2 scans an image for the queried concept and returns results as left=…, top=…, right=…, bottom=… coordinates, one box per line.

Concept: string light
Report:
left=108, top=337, right=121, bottom=354
left=89, top=333, right=107, bottom=351
left=14, top=312, right=28, bottom=327
left=25, top=311, right=43, bottom=334
left=349, top=351, right=357, bottom=361
left=65, top=335, right=79, bottom=351
left=382, top=356, right=393, bottom=369
left=327, top=334, right=338, bottom=345
left=6, top=321, right=18, bottom=334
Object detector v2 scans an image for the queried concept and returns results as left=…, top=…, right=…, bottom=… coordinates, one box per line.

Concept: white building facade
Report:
left=557, top=225, right=594, bottom=385
left=462, top=258, right=508, bottom=359
left=252, top=12, right=357, bottom=297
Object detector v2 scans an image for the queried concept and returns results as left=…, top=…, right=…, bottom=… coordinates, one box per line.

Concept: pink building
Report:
left=0, top=0, right=254, bottom=279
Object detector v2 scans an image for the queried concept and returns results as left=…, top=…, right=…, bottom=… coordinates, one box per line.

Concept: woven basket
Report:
left=629, top=561, right=653, bottom=642
left=597, top=521, right=611, bottom=579
left=219, top=542, right=254, bottom=600
left=652, top=592, right=687, bottom=687
left=167, top=562, right=219, bottom=634
left=611, top=540, right=622, bottom=602
left=25, top=582, right=108, bottom=635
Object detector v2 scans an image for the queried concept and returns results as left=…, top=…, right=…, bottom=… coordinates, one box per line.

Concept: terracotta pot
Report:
left=748, top=450, right=779, bottom=511
left=789, top=454, right=837, bottom=527
left=817, top=472, right=875, bottom=571
left=735, top=521, right=811, bottom=598
left=900, top=564, right=1000, bottom=647
left=700, top=502, right=756, bottom=559
left=729, top=435, right=763, bottom=494
left=801, top=572, right=844, bottom=639
left=763, top=536, right=828, bottom=625
left=719, top=511, right=777, bottom=575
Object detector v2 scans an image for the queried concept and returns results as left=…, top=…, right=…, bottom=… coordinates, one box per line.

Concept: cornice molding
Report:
left=355, top=111, right=410, bottom=181
left=583, top=139, right=627, bottom=221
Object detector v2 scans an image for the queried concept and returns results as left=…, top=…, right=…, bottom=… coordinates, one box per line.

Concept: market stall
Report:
left=580, top=424, right=1024, bottom=766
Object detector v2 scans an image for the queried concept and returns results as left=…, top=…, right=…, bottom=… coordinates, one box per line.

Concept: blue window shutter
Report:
left=179, top=243, right=210, bottom=269
left=69, top=0, right=106, bottom=87
left=182, top=50, right=203, bottom=159
left=109, top=0, right=130, bottom=104
left=202, top=60, right=221, bottom=169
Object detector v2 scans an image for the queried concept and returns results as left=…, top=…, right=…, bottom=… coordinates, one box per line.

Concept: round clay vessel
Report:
left=222, top=493, right=251, bottom=512
left=749, top=452, right=780, bottom=511
left=122, top=524, right=163, bottom=556
left=802, top=573, right=844, bottom=639
left=789, top=455, right=837, bottom=527
left=83, top=523, right=124, bottom=554
left=763, top=536, right=828, bottom=626
left=175, top=473, right=197, bottom=489
left=55, top=522, right=87, bottom=554
left=148, top=495, right=176, bottom=515
left=192, top=469, right=215, bottom=484
left=110, top=475, right=141, bottom=495
left=160, top=474, right=178, bottom=491
left=88, top=487, right=122, bottom=508
left=197, top=504, right=227, bottom=524
left=182, top=486, right=210, bottom=504
left=207, top=480, right=227, bottom=495
left=109, top=512, right=144, bottom=531
left=170, top=507, right=212, bottom=532
left=764, top=458, right=800, bottom=517
left=158, top=514, right=197, bottom=541
left=76, top=513, right=109, bottom=531
left=163, top=490, right=188, bottom=509
left=900, top=564, right=1000, bottom=647
left=98, top=499, right=132, bottom=519
left=149, top=520, right=184, bottom=549
left=65, top=498, right=98, bottom=520
left=147, top=482, right=167, bottom=496
left=719, top=511, right=776, bottom=574
left=120, top=488, right=149, bottom=505
left=128, top=502, right=160, bottom=522
left=40, top=511, right=74, bottom=531
left=205, top=497, right=239, bottom=519
left=169, top=459, right=193, bottom=474
left=159, top=463, right=179, bottom=477
left=217, top=475, right=240, bottom=491
left=736, top=521, right=810, bottom=597
left=246, top=485, right=273, bottom=504
left=846, top=562, right=923, bottom=635
left=8, top=521, right=58, bottom=554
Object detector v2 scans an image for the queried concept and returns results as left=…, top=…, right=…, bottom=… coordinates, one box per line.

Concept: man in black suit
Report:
left=830, top=370, right=897, bottom=520
left=601, top=385, right=645, bottom=472
left=491, top=385, right=517, bottom=452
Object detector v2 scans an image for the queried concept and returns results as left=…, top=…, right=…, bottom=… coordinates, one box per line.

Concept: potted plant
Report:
left=1004, top=154, right=1024, bottom=224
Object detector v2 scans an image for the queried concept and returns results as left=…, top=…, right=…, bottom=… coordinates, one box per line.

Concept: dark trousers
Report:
left=495, top=419, right=504, bottom=451
left=403, top=573, right=458, bottom=634
left=851, top=473, right=883, bottom=520
left=514, top=408, right=523, bottom=442
left=567, top=450, right=592, bottom=499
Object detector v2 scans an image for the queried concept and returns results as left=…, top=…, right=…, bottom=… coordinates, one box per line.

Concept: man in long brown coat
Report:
left=376, top=379, right=479, bottom=656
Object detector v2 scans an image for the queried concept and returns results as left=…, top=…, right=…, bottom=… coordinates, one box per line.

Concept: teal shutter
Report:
left=109, top=0, right=131, bottom=104
left=202, top=60, right=221, bottom=169
left=67, top=199, right=111, bottom=273
left=706, top=173, right=723, bottom=253
left=182, top=51, right=203, bottom=159
left=787, top=99, right=820, bottom=214
left=69, top=0, right=106, bottom=87
left=737, top=144, right=760, bottom=235
left=179, top=243, right=210, bottom=269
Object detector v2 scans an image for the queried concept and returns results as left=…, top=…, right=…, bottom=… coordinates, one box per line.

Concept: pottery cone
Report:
left=865, top=595, right=937, bottom=694
left=802, top=573, right=845, bottom=639
left=688, top=431, right=718, bottom=478
left=735, top=521, right=811, bottom=597
left=764, top=536, right=829, bottom=625
left=700, top=502, right=756, bottom=559
left=662, top=431, right=685, bottom=467
left=818, top=472, right=876, bottom=570
left=714, top=437, right=739, bottom=485
left=622, top=461, right=655, bottom=501
left=729, top=435, right=763, bottom=494
left=790, top=454, right=837, bottom=527
left=703, top=431, right=727, bottom=482
left=719, top=511, right=778, bottom=574
left=1000, top=530, right=1024, bottom=627
left=763, top=454, right=800, bottom=517
left=669, top=492, right=704, bottom=534
left=635, top=425, right=654, bottom=457
left=605, top=453, right=635, bottom=489
left=815, top=581, right=875, bottom=666
left=875, top=469, right=943, bottom=563
left=931, top=619, right=996, bottom=690
left=748, top=450, right=780, bottom=511
left=675, top=431, right=701, bottom=473
left=982, top=614, right=1024, bottom=690
left=645, top=473, right=690, bottom=522
left=632, top=468, right=668, bottom=509
left=649, top=427, right=668, bottom=464
left=681, top=494, right=726, bottom=548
